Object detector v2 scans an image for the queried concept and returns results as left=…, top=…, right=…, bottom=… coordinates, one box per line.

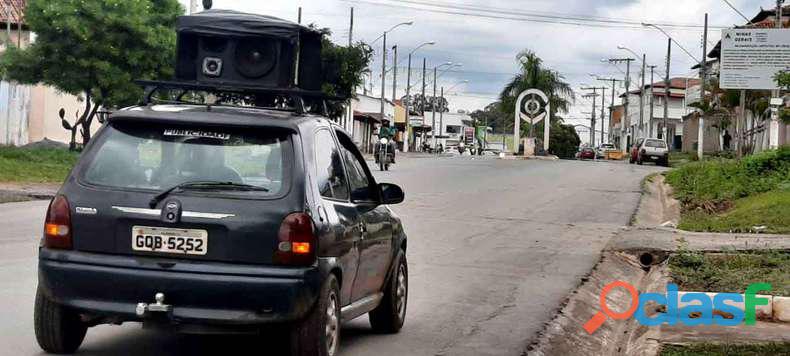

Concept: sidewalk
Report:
left=0, top=183, right=59, bottom=203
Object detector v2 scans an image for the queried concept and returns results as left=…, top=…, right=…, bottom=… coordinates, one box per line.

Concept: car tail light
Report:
left=44, top=195, right=72, bottom=250
left=274, top=212, right=316, bottom=266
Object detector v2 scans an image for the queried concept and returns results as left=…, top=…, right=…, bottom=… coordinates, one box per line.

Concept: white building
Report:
left=422, top=110, right=472, bottom=148
left=621, top=77, right=700, bottom=150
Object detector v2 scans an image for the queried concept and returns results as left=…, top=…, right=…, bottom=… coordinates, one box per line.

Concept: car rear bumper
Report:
left=641, top=153, right=667, bottom=162
left=38, top=249, right=321, bottom=325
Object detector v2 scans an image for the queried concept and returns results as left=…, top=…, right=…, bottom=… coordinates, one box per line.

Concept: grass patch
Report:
left=664, top=147, right=790, bottom=232
left=669, top=249, right=790, bottom=296
left=678, top=189, right=790, bottom=234
left=660, top=343, right=790, bottom=356
left=0, top=146, right=79, bottom=183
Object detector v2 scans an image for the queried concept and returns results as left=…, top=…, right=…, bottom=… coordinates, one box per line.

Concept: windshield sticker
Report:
left=163, top=129, right=230, bottom=140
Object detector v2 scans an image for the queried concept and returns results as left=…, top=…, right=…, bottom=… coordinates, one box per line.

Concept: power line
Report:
left=346, top=0, right=728, bottom=31
left=720, top=0, right=754, bottom=25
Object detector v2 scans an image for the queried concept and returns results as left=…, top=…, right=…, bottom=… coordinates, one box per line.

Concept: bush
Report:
left=665, top=147, right=790, bottom=211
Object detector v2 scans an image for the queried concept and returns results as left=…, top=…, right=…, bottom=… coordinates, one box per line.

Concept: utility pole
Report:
left=597, top=77, right=623, bottom=144
left=380, top=31, right=387, bottom=144
left=769, top=0, right=784, bottom=150
left=432, top=67, right=437, bottom=149
left=607, top=58, right=634, bottom=151
left=392, top=45, right=398, bottom=102
left=298, top=7, right=302, bottom=24
left=648, top=65, right=657, bottom=138
left=698, top=13, right=708, bottom=160
left=406, top=53, right=413, bottom=151
left=600, top=85, right=606, bottom=145
left=581, top=87, right=604, bottom=146
left=640, top=54, right=646, bottom=138
left=348, top=7, right=354, bottom=46
left=421, top=58, right=426, bottom=145
left=439, top=86, right=444, bottom=143
left=664, top=37, right=672, bottom=148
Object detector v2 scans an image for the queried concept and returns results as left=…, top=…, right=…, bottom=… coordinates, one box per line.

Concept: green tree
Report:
left=0, top=0, right=182, bottom=149
left=499, top=49, right=575, bottom=138
left=311, top=25, right=373, bottom=119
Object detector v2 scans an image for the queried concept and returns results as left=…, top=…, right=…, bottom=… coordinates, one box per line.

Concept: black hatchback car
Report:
left=35, top=104, right=408, bottom=356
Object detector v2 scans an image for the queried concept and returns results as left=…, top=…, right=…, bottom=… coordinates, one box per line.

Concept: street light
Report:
left=643, top=22, right=693, bottom=146
left=377, top=21, right=413, bottom=153
left=641, top=23, right=699, bottom=63
left=618, top=46, right=647, bottom=138
left=446, top=80, right=469, bottom=93
left=404, top=41, right=435, bottom=152
left=370, top=21, right=414, bottom=45
left=430, top=62, right=462, bottom=149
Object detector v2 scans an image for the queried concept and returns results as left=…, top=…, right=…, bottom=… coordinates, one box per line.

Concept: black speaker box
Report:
left=175, top=10, right=323, bottom=91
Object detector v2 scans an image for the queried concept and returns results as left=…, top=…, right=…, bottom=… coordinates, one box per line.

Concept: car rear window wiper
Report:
left=149, top=181, right=269, bottom=208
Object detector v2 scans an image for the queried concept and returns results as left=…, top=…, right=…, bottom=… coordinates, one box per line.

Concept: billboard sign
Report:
left=720, top=28, right=790, bottom=90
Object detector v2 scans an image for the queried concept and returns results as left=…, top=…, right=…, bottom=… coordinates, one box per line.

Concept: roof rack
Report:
left=136, top=80, right=344, bottom=115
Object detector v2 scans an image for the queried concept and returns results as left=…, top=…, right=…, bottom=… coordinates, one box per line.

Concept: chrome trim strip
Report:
left=340, top=293, right=383, bottom=322
left=112, top=206, right=159, bottom=216
left=182, top=211, right=235, bottom=219
left=112, top=206, right=235, bottom=219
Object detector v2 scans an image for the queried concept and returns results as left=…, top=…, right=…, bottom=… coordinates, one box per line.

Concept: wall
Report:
left=0, top=28, right=86, bottom=146
left=28, top=85, right=96, bottom=144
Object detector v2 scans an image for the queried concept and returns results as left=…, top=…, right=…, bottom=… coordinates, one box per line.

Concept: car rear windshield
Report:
left=82, top=123, right=291, bottom=197
left=645, top=139, right=667, bottom=148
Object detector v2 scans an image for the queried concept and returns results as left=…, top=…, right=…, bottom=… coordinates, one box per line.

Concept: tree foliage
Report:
left=470, top=102, right=508, bottom=133
left=499, top=49, right=575, bottom=138
left=405, top=93, right=448, bottom=114
left=310, top=26, right=373, bottom=119
left=0, top=0, right=183, bottom=149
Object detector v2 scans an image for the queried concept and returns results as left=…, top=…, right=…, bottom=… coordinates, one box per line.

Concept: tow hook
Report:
left=136, top=292, right=172, bottom=317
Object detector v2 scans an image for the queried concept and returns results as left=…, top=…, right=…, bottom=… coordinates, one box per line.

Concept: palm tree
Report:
left=499, top=50, right=575, bottom=138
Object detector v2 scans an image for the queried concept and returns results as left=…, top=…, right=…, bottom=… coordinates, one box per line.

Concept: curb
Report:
left=0, top=189, right=55, bottom=203
left=677, top=291, right=790, bottom=323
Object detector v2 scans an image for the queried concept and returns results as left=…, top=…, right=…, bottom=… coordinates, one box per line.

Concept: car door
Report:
left=335, top=130, right=394, bottom=301
left=312, top=128, right=362, bottom=306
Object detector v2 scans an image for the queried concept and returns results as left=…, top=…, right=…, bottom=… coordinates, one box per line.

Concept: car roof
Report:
left=109, top=104, right=328, bottom=132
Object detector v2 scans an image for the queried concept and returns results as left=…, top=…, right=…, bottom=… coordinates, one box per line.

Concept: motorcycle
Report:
left=375, top=138, right=394, bottom=171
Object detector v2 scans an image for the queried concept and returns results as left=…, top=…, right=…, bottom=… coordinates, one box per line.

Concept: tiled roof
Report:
left=0, top=0, right=26, bottom=26
left=622, top=78, right=700, bottom=97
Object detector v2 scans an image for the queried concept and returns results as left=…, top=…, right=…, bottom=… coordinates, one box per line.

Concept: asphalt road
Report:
left=0, top=156, right=664, bottom=356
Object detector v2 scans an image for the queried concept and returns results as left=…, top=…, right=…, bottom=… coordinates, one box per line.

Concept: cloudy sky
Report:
left=178, top=0, right=769, bottom=139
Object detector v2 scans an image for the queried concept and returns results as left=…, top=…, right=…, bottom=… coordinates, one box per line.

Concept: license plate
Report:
left=132, top=226, right=208, bottom=255
left=651, top=155, right=659, bottom=159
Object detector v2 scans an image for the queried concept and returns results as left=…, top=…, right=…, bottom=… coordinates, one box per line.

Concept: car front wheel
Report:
left=369, top=252, right=408, bottom=333
left=34, top=287, right=87, bottom=354
left=290, top=274, right=340, bottom=356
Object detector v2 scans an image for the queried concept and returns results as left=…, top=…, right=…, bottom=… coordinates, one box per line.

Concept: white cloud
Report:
left=178, top=0, right=771, bottom=138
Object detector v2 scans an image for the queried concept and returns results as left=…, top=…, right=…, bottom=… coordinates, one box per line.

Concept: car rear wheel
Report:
left=290, top=274, right=340, bottom=356
left=369, top=252, right=408, bottom=333
left=34, top=287, right=87, bottom=354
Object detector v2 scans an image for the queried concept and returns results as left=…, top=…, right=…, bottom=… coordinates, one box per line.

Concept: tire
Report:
left=290, top=274, right=340, bottom=356
left=34, top=288, right=87, bottom=354
left=637, top=157, right=643, bottom=165
left=369, top=253, right=408, bottom=334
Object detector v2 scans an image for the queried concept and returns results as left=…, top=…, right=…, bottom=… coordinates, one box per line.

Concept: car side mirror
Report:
left=378, top=183, right=404, bottom=205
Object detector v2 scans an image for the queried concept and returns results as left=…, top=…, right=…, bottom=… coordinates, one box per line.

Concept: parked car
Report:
left=630, top=138, right=669, bottom=166
left=35, top=104, right=409, bottom=356
left=579, top=147, right=596, bottom=160
left=596, top=143, right=616, bottom=159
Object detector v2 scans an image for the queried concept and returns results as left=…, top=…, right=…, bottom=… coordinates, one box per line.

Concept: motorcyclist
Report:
left=376, top=121, right=397, bottom=163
